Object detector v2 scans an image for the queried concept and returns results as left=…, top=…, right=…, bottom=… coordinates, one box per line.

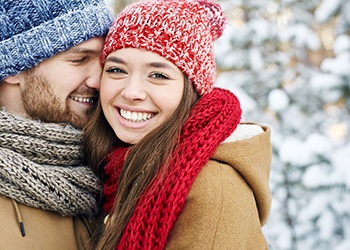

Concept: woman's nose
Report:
left=121, top=75, right=147, bottom=101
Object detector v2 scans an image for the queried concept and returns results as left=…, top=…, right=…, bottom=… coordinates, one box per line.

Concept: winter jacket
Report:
left=165, top=123, right=272, bottom=249
left=0, top=196, right=94, bottom=250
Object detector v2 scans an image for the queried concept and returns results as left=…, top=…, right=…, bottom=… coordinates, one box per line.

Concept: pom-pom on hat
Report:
left=101, top=0, right=226, bottom=96
left=0, top=0, right=114, bottom=81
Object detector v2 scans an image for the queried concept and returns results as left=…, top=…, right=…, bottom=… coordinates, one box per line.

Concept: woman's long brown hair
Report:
left=83, top=76, right=199, bottom=249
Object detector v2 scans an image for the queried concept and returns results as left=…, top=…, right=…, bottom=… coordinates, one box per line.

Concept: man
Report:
left=0, top=0, right=113, bottom=248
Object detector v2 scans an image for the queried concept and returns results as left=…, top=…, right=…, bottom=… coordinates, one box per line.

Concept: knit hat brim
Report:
left=0, top=3, right=113, bottom=81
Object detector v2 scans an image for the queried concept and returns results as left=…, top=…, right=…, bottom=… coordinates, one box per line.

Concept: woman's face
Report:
left=101, top=48, right=184, bottom=144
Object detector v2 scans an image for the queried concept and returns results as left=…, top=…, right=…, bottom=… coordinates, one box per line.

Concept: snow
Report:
left=104, top=0, right=116, bottom=15
left=331, top=146, right=350, bottom=185
left=279, top=137, right=316, bottom=166
left=315, top=0, right=342, bottom=23
left=279, top=24, right=321, bottom=51
left=321, top=52, right=350, bottom=75
left=268, top=89, right=290, bottom=112
left=333, top=35, right=350, bottom=55
left=310, top=73, right=342, bottom=89
left=305, top=133, right=332, bottom=155
left=249, top=19, right=273, bottom=44
left=249, top=48, right=264, bottom=71
left=215, top=72, right=259, bottom=119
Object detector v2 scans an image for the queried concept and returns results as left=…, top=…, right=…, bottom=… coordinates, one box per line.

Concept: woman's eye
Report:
left=150, top=72, right=169, bottom=79
left=106, top=67, right=127, bottom=74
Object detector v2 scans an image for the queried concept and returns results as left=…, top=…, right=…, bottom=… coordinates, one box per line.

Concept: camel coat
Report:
left=166, top=124, right=272, bottom=249
left=0, top=196, right=94, bottom=250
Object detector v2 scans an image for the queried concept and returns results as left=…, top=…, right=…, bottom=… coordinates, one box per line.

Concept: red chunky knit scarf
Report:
left=103, top=88, right=242, bottom=249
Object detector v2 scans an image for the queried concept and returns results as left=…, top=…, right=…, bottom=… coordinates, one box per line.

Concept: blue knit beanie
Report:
left=0, top=0, right=113, bottom=81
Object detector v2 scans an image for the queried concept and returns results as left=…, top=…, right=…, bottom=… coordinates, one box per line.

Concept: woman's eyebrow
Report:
left=104, top=56, right=126, bottom=64
left=104, top=57, right=175, bottom=70
left=145, top=62, right=178, bottom=73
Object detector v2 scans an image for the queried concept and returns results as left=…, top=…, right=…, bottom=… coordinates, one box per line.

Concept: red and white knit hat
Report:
left=101, top=0, right=226, bottom=96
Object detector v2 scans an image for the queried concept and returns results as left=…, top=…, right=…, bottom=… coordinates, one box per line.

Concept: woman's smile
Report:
left=119, top=108, right=154, bottom=122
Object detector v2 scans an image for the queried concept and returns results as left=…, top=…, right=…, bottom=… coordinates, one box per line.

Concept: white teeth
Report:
left=70, top=96, right=94, bottom=103
left=120, top=109, right=153, bottom=122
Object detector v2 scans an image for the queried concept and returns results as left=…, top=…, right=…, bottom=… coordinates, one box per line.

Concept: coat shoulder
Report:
left=166, top=161, right=269, bottom=249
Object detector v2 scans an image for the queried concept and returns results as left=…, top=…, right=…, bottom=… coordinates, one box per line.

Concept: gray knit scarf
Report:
left=0, top=109, right=100, bottom=216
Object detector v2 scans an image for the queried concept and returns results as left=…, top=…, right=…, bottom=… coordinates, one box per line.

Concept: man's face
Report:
left=21, top=37, right=104, bottom=128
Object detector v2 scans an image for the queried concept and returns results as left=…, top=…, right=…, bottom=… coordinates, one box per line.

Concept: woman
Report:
left=84, top=0, right=272, bottom=249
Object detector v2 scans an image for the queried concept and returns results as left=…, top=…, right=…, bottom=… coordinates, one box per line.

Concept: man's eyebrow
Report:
left=64, top=46, right=100, bottom=55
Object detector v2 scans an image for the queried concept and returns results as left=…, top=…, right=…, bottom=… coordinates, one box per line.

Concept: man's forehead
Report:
left=64, top=45, right=100, bottom=55
left=63, top=38, right=104, bottom=55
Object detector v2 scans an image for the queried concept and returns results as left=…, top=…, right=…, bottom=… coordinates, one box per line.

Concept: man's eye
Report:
left=71, top=57, right=86, bottom=63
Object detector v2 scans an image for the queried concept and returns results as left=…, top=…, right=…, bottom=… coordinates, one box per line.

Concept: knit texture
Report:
left=0, top=109, right=101, bottom=216
left=101, top=0, right=226, bottom=96
left=0, top=0, right=113, bottom=81
left=104, top=88, right=242, bottom=249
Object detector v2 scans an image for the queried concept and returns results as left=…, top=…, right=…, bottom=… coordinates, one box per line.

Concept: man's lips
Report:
left=69, top=96, right=96, bottom=104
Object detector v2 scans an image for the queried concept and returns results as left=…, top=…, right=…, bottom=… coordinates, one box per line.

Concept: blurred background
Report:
left=104, top=0, right=350, bottom=249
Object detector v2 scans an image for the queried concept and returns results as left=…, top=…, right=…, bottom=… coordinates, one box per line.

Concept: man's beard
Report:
left=22, top=71, right=94, bottom=129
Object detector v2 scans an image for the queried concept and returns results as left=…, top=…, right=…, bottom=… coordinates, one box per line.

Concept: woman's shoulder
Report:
left=223, top=122, right=269, bottom=143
